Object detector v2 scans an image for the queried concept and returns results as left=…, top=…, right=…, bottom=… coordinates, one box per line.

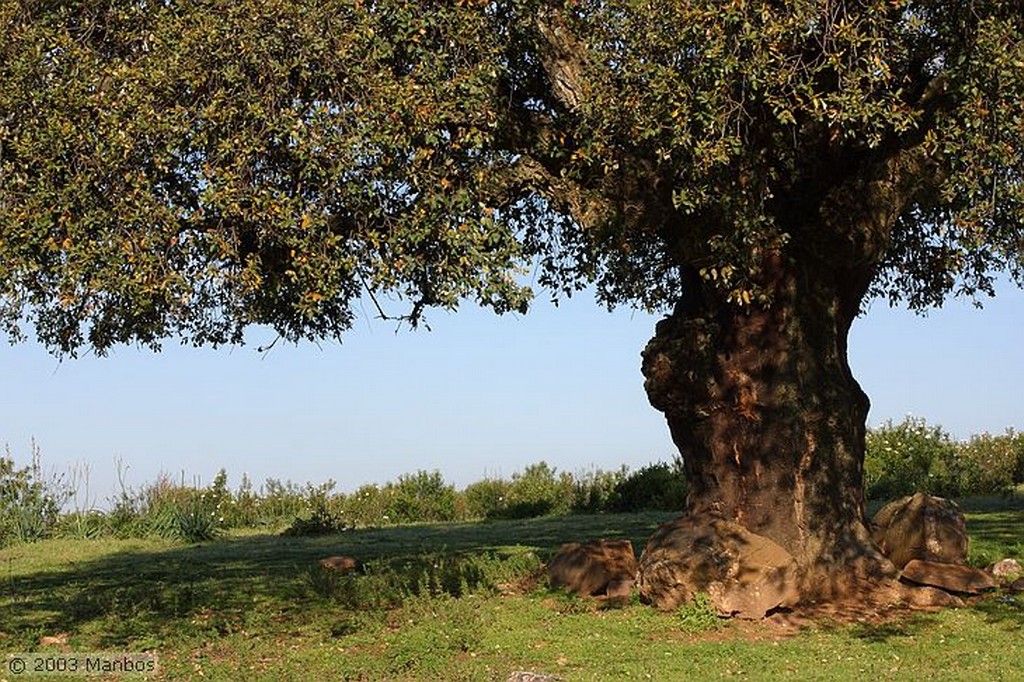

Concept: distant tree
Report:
left=2, top=1, right=1022, bottom=607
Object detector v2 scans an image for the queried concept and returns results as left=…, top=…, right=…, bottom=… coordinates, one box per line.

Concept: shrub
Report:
left=1006, top=430, right=1024, bottom=485
left=1, top=443, right=72, bottom=546
left=283, top=480, right=348, bottom=535
left=864, top=418, right=1022, bottom=500
left=282, top=500, right=347, bottom=536
left=259, top=478, right=311, bottom=524
left=102, top=469, right=227, bottom=542
left=461, top=478, right=511, bottom=519
left=572, top=466, right=629, bottom=514
left=953, top=431, right=1020, bottom=496
left=57, top=510, right=109, bottom=539
left=219, top=472, right=265, bottom=528
left=340, top=483, right=391, bottom=527
left=385, top=470, right=460, bottom=524
left=864, top=417, right=959, bottom=499
left=501, top=462, right=574, bottom=519
left=612, top=460, right=688, bottom=512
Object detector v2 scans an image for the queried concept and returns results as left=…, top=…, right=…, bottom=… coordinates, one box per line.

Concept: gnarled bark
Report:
left=640, top=249, right=897, bottom=607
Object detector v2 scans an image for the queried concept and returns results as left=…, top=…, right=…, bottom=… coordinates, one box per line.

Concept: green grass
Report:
left=2, top=505, right=1023, bottom=681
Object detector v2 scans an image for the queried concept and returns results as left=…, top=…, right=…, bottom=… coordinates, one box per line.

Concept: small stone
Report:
left=986, top=558, right=1023, bottom=582
left=319, top=555, right=364, bottom=573
left=506, top=671, right=561, bottom=682
left=39, top=632, right=70, bottom=647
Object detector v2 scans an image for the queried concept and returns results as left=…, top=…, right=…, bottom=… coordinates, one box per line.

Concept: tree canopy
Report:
left=2, top=0, right=1022, bottom=354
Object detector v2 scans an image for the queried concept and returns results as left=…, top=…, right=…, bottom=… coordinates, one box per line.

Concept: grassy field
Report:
left=2, top=503, right=1023, bottom=681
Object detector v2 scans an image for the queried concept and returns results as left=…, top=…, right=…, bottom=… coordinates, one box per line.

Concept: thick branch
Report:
left=535, top=3, right=588, bottom=113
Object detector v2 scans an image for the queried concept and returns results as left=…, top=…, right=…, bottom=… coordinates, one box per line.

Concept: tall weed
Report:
left=0, top=442, right=72, bottom=546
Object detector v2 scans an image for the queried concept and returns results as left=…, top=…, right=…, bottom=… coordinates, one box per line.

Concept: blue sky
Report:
left=2, top=281, right=1022, bottom=509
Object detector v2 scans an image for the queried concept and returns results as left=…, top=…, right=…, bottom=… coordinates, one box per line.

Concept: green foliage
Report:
left=866, top=419, right=1022, bottom=499
left=282, top=480, right=348, bottom=536
left=0, top=443, right=71, bottom=547
left=571, top=465, right=629, bottom=514
left=384, top=470, right=460, bottom=524
left=462, top=477, right=512, bottom=519
left=612, top=460, right=689, bottom=512
left=865, top=417, right=959, bottom=499
left=100, top=469, right=227, bottom=543
left=676, top=593, right=722, bottom=633
left=3, top=1, right=1022, bottom=353
left=955, top=431, right=1022, bottom=496
left=339, top=483, right=391, bottom=528
left=499, top=461, right=575, bottom=519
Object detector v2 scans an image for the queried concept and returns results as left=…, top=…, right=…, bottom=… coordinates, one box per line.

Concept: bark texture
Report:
left=641, top=249, right=896, bottom=605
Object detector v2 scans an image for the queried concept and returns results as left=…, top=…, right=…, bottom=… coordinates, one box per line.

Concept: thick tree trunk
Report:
left=640, top=250, right=896, bottom=607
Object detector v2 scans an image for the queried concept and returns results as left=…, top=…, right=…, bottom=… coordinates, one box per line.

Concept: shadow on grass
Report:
left=1, top=512, right=675, bottom=648
left=5, top=504, right=1022, bottom=650
left=847, top=612, right=938, bottom=643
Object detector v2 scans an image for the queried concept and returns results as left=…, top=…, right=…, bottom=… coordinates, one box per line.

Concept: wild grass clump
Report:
left=1, top=442, right=72, bottom=547
left=305, top=549, right=544, bottom=610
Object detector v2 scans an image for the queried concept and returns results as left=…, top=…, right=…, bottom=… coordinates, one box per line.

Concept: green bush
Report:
left=258, top=478, right=312, bottom=524
left=56, top=510, right=110, bottom=539
left=1007, top=430, right=1024, bottom=485
left=102, top=470, right=228, bottom=542
left=501, top=462, right=574, bottom=519
left=340, top=483, right=391, bottom=527
left=612, top=461, right=688, bottom=512
left=219, top=472, right=266, bottom=528
left=384, top=470, right=460, bottom=524
left=864, top=418, right=958, bottom=499
left=572, top=466, right=629, bottom=513
left=865, top=419, right=1022, bottom=500
left=1, top=444, right=72, bottom=546
left=953, top=431, right=1020, bottom=495
left=461, top=478, right=511, bottom=519
left=283, top=480, right=348, bottom=535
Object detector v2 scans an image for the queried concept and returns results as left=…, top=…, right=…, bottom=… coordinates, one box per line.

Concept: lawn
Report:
left=1, top=504, right=1022, bottom=681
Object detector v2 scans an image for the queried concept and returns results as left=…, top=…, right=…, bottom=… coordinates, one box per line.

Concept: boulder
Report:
left=547, top=539, right=638, bottom=597
left=636, top=516, right=800, bottom=619
left=900, top=559, right=997, bottom=595
left=871, top=493, right=968, bottom=570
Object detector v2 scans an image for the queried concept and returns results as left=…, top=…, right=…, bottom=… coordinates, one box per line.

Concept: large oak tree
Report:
left=2, top=0, right=1023, bottom=608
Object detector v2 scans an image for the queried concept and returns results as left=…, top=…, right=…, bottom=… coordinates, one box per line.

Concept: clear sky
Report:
left=2, top=280, right=1022, bottom=510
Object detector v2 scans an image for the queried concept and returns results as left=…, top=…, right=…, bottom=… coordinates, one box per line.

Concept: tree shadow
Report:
left=846, top=612, right=938, bottom=643
left=1, top=512, right=675, bottom=648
